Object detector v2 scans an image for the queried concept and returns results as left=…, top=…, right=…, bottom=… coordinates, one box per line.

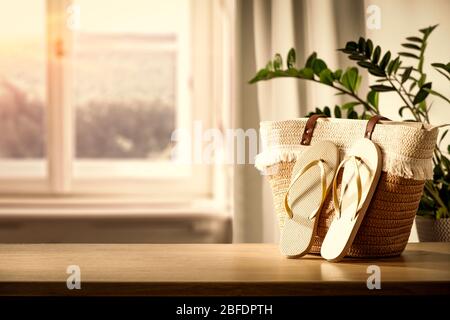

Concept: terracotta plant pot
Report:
left=434, top=218, right=450, bottom=242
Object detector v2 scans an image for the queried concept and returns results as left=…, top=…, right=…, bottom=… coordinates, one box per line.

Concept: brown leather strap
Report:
left=365, top=115, right=390, bottom=140
left=301, top=114, right=327, bottom=145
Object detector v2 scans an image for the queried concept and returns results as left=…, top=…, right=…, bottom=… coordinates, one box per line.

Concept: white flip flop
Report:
left=320, top=138, right=382, bottom=262
left=279, top=141, right=339, bottom=257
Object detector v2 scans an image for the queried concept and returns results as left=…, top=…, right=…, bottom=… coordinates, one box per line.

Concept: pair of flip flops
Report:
left=280, top=122, right=383, bottom=262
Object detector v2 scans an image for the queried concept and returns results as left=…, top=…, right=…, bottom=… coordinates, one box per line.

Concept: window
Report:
left=0, top=0, right=218, bottom=198
left=0, top=0, right=46, bottom=178
left=72, top=0, right=189, bottom=172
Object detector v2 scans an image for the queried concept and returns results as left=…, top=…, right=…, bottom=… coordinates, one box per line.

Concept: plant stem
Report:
left=433, top=147, right=441, bottom=166
left=393, top=76, right=431, bottom=123
left=387, top=78, right=420, bottom=121
left=424, top=181, right=448, bottom=213
left=307, top=78, right=378, bottom=114
left=418, top=35, right=427, bottom=74
left=394, top=77, right=416, bottom=105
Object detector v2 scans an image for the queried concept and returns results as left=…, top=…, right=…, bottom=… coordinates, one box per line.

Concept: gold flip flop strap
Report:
left=284, top=159, right=327, bottom=220
left=332, top=156, right=364, bottom=221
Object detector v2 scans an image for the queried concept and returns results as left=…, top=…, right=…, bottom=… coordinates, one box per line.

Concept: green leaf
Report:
left=419, top=24, right=438, bottom=37
left=401, top=67, right=413, bottom=84
left=248, top=68, right=269, bottom=84
left=419, top=101, right=427, bottom=112
left=398, top=52, right=419, bottom=59
left=431, top=62, right=450, bottom=74
left=298, top=67, right=314, bottom=79
left=334, top=105, right=342, bottom=118
left=323, top=106, right=331, bottom=117
left=287, top=68, right=298, bottom=76
left=305, top=52, right=317, bottom=68
left=425, top=88, right=450, bottom=104
left=370, top=84, right=396, bottom=92
left=436, top=207, right=448, bottom=219
left=349, top=54, right=365, bottom=61
left=312, top=59, right=327, bottom=75
left=432, top=62, right=450, bottom=81
left=287, top=48, right=296, bottom=69
left=434, top=162, right=443, bottom=178
left=355, top=75, right=362, bottom=92
left=348, top=110, right=358, bottom=119
left=341, top=67, right=359, bottom=93
left=285, top=68, right=297, bottom=76
left=401, top=43, right=421, bottom=50
left=379, top=51, right=391, bottom=70
left=421, top=188, right=437, bottom=208
left=333, top=69, right=343, bottom=80
left=392, top=57, right=402, bottom=74
left=387, top=59, right=396, bottom=76
left=406, top=36, right=423, bottom=43
left=357, top=61, right=373, bottom=69
left=439, top=129, right=448, bottom=147
left=372, top=46, right=381, bottom=64
left=368, top=67, right=386, bottom=77
left=266, top=61, right=273, bottom=71
left=434, top=69, right=450, bottom=81
left=413, top=82, right=432, bottom=104
left=339, top=49, right=354, bottom=54
left=347, top=67, right=359, bottom=92
left=339, top=41, right=358, bottom=54
left=319, top=69, right=334, bottom=85
left=365, top=39, right=373, bottom=58
left=345, top=41, right=358, bottom=51
left=367, top=90, right=379, bottom=109
left=399, top=66, right=419, bottom=72
left=398, top=106, right=409, bottom=117
left=358, top=37, right=366, bottom=52
left=342, top=101, right=360, bottom=110
left=272, top=69, right=287, bottom=76
left=442, top=154, right=450, bottom=173
left=409, top=81, right=417, bottom=91
left=273, top=53, right=283, bottom=71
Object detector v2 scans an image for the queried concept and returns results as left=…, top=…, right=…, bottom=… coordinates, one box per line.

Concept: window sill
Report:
left=0, top=196, right=228, bottom=218
left=0, top=197, right=232, bottom=243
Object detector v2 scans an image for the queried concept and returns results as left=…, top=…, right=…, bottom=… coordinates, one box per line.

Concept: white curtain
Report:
left=232, top=0, right=366, bottom=243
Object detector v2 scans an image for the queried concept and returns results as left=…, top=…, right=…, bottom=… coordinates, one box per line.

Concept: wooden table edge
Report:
left=1, top=281, right=449, bottom=297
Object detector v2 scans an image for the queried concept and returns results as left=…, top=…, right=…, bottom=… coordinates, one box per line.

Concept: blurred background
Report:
left=0, top=0, right=448, bottom=243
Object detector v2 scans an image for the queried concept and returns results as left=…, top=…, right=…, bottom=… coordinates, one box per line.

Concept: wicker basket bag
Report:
left=255, top=116, right=438, bottom=257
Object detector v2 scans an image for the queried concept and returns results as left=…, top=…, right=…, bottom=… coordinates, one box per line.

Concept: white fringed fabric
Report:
left=255, top=118, right=438, bottom=181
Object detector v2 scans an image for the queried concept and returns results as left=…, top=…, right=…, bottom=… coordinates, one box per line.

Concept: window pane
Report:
left=73, top=0, right=190, bottom=160
left=0, top=0, right=46, bottom=159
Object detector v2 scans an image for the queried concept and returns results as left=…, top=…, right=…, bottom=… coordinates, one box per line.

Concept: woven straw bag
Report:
left=255, top=116, right=438, bottom=257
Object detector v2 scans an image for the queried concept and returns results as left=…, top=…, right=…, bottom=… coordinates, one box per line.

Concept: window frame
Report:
left=0, top=0, right=221, bottom=200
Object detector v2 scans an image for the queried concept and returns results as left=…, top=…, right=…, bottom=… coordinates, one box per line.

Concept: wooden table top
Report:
left=0, top=243, right=449, bottom=296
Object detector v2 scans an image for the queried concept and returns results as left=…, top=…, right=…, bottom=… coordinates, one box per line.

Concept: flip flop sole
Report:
left=280, top=141, right=339, bottom=257
left=320, top=138, right=382, bottom=262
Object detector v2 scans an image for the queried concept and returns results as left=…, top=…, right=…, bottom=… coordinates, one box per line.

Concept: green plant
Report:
left=250, top=25, right=450, bottom=219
